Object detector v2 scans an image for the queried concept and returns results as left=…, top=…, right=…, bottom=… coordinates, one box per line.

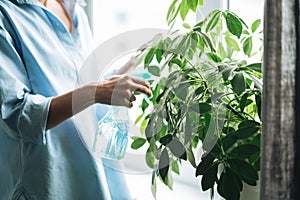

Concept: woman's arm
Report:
left=46, top=75, right=152, bottom=130
left=114, top=41, right=151, bottom=75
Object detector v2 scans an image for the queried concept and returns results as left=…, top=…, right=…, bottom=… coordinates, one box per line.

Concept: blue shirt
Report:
left=0, top=0, right=132, bottom=199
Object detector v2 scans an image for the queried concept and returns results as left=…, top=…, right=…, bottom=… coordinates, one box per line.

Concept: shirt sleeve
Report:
left=0, top=24, right=51, bottom=145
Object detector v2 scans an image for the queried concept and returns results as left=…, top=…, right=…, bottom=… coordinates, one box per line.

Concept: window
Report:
left=229, top=0, right=264, bottom=25
left=91, top=0, right=171, bottom=45
left=86, top=1, right=264, bottom=199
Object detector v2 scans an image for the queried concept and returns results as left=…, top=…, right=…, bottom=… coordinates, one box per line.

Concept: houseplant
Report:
left=130, top=0, right=263, bottom=199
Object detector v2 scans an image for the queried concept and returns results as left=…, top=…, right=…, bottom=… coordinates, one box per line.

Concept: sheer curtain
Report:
left=262, top=0, right=300, bottom=199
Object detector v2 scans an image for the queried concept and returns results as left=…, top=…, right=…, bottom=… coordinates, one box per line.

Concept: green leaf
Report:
left=243, top=29, right=250, bottom=35
left=167, top=139, right=187, bottom=160
left=240, top=92, right=248, bottom=112
left=247, top=74, right=262, bottom=91
left=183, top=23, right=192, bottom=29
left=243, top=36, right=253, bottom=57
left=222, top=126, right=236, bottom=135
left=239, top=120, right=260, bottom=128
left=217, top=171, right=226, bottom=198
left=160, top=125, right=168, bottom=137
left=170, top=58, right=183, bottom=68
left=199, top=32, right=215, bottom=52
left=193, top=21, right=203, bottom=32
left=251, top=19, right=261, bottom=33
left=187, top=0, right=198, bottom=12
left=245, top=63, right=262, bottom=73
left=248, top=150, right=260, bottom=165
left=144, top=48, right=156, bottom=67
left=135, top=113, right=143, bottom=124
left=230, top=144, right=260, bottom=158
left=255, top=94, right=262, bottom=120
left=254, top=158, right=260, bottom=171
left=198, top=0, right=203, bottom=5
left=131, top=138, right=147, bottom=150
left=225, top=12, right=243, bottom=38
left=167, top=0, right=177, bottom=21
left=196, top=155, right=214, bottom=176
left=166, top=170, right=174, bottom=190
left=219, top=169, right=241, bottom=200
left=218, top=65, right=236, bottom=81
left=207, top=53, right=222, bottom=62
left=190, top=102, right=211, bottom=113
left=184, top=114, right=192, bottom=145
left=146, top=146, right=156, bottom=169
left=225, top=36, right=240, bottom=51
left=141, top=98, right=149, bottom=112
left=222, top=134, right=238, bottom=151
left=217, top=42, right=227, bottom=59
left=159, top=148, right=170, bottom=181
left=175, top=35, right=189, bottom=55
left=172, top=160, right=180, bottom=175
left=180, top=0, right=189, bottom=21
left=231, top=73, right=246, bottom=95
left=145, top=116, right=158, bottom=141
left=192, top=135, right=200, bottom=148
left=148, top=65, right=161, bottom=76
left=195, top=86, right=205, bottom=96
left=201, top=164, right=218, bottom=191
left=160, top=134, right=173, bottom=146
left=199, top=103, right=212, bottom=113
left=174, top=82, right=190, bottom=101
left=235, top=120, right=260, bottom=139
left=187, top=146, right=197, bottom=168
left=167, top=0, right=179, bottom=25
left=229, top=158, right=259, bottom=185
left=151, top=171, right=157, bottom=199
left=205, top=10, right=222, bottom=33
left=236, top=127, right=260, bottom=139
left=188, top=32, right=199, bottom=58
left=251, top=133, right=261, bottom=148
left=156, top=48, right=163, bottom=63
left=140, top=118, right=148, bottom=134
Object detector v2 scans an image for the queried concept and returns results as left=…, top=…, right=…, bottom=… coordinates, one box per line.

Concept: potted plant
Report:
left=130, top=0, right=263, bottom=199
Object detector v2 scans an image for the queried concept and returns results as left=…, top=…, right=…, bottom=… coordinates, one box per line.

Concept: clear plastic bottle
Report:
left=92, top=72, right=151, bottom=160
left=93, top=106, right=129, bottom=160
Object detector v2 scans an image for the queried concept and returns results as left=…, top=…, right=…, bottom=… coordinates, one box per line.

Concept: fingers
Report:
left=125, top=76, right=152, bottom=97
left=112, top=75, right=152, bottom=97
left=97, top=75, right=152, bottom=107
left=130, top=76, right=151, bottom=89
left=124, top=99, right=133, bottom=108
left=130, top=82, right=152, bottom=97
left=114, top=93, right=135, bottom=108
left=129, top=94, right=136, bottom=102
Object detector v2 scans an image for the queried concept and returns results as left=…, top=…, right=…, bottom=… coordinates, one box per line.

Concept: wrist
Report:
left=88, top=82, right=107, bottom=104
left=81, top=83, right=99, bottom=105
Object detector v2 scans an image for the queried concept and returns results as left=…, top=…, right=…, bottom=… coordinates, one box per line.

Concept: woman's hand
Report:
left=94, top=75, right=152, bottom=108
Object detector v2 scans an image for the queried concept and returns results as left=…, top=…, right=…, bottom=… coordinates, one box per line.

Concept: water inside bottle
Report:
left=93, top=107, right=129, bottom=160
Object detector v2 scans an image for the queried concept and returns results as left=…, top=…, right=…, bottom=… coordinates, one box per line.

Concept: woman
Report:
left=0, top=0, right=151, bottom=199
